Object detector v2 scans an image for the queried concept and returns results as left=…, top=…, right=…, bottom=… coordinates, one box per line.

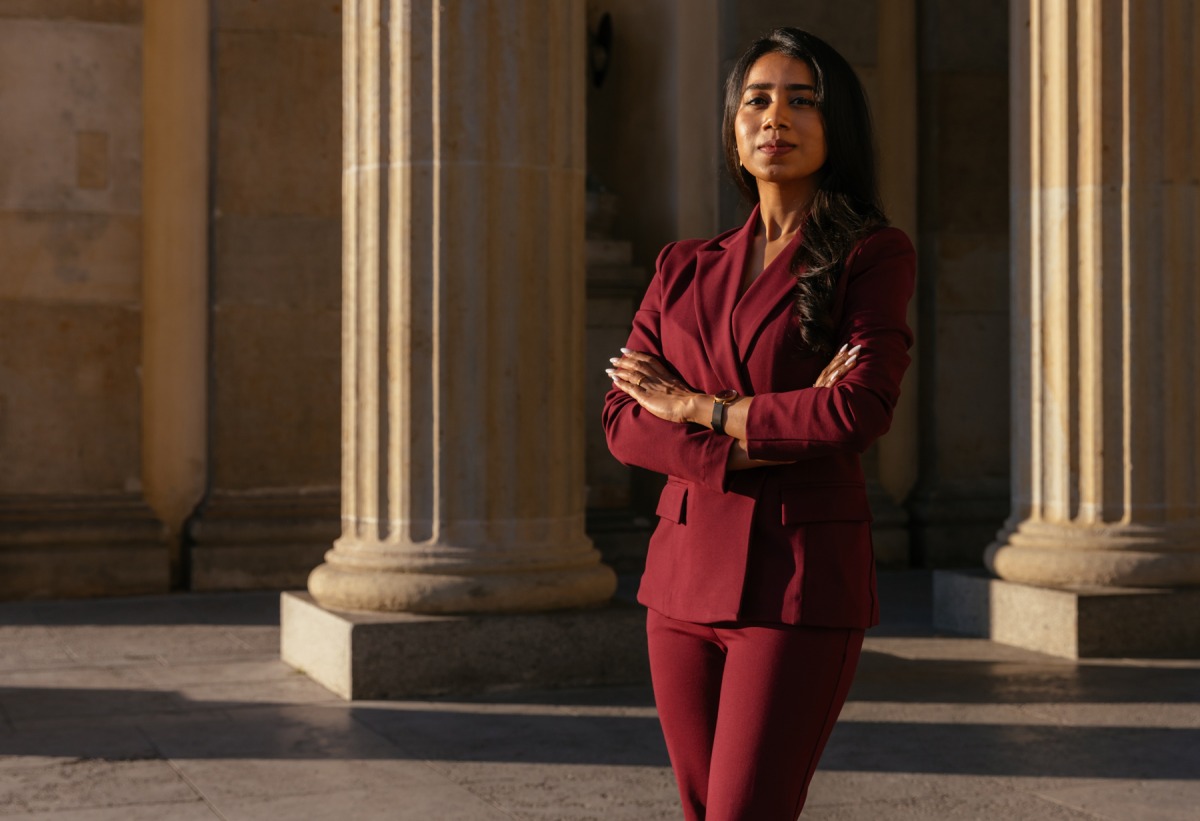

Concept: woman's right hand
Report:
left=812, top=344, right=861, bottom=388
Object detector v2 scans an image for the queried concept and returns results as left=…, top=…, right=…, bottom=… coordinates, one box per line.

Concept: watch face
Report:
left=715, top=389, right=738, bottom=403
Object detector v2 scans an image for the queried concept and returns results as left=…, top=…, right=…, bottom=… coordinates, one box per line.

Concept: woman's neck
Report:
left=755, top=180, right=815, bottom=241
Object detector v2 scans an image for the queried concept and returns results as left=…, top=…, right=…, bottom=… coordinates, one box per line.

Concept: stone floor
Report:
left=0, top=572, right=1197, bottom=820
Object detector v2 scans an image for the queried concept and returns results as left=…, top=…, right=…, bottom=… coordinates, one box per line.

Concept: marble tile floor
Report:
left=0, top=573, right=1196, bottom=820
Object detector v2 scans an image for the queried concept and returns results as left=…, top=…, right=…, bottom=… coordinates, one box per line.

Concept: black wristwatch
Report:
left=711, top=389, right=739, bottom=436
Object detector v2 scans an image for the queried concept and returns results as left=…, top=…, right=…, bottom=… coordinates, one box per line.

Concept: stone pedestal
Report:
left=284, top=0, right=616, bottom=695
left=936, top=0, right=1200, bottom=657
left=935, top=570, right=1200, bottom=659
left=282, top=591, right=647, bottom=699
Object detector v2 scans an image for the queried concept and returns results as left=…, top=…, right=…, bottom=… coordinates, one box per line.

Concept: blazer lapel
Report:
left=694, top=207, right=758, bottom=395
left=732, top=226, right=804, bottom=365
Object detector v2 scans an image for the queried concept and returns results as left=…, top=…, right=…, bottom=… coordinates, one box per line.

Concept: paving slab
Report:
left=0, top=801, right=219, bottom=820
left=0, top=758, right=198, bottom=816
left=0, top=572, right=1195, bottom=820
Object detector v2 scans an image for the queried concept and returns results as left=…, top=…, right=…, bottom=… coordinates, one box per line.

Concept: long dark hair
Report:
left=723, top=28, right=886, bottom=353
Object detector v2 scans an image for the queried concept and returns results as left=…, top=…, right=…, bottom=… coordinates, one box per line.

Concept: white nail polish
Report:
left=839, top=343, right=848, bottom=354
left=605, top=368, right=615, bottom=375
left=609, top=357, right=620, bottom=364
left=620, top=347, right=632, bottom=354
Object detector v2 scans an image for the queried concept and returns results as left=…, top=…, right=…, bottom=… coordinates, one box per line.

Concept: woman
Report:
left=602, top=28, right=915, bottom=820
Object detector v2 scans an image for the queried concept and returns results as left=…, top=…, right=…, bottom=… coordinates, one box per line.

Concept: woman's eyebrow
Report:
left=744, top=82, right=817, bottom=92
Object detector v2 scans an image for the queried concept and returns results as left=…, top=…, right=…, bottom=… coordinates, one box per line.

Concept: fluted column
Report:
left=987, top=0, right=1200, bottom=588
left=308, top=0, right=615, bottom=613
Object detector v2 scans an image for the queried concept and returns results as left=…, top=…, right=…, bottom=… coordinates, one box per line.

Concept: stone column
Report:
left=307, top=0, right=616, bottom=614
left=988, top=0, right=1200, bottom=588
left=142, top=0, right=210, bottom=582
left=937, top=0, right=1200, bottom=658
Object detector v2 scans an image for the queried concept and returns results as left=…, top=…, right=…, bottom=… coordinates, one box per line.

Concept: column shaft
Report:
left=309, top=0, right=615, bottom=613
left=988, top=0, right=1200, bottom=587
left=142, top=0, right=210, bottom=574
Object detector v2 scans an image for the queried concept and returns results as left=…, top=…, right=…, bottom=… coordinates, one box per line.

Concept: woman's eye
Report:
left=792, top=96, right=816, bottom=107
left=745, top=96, right=768, bottom=106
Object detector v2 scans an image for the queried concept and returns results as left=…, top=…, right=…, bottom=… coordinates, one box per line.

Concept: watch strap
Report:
left=712, top=399, right=729, bottom=436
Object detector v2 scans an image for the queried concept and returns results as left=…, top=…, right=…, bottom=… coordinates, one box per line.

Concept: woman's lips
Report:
left=758, top=140, right=795, bottom=156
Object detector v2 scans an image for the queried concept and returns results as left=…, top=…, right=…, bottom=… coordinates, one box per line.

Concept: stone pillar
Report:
left=936, top=0, right=1200, bottom=658
left=306, top=0, right=616, bottom=614
left=142, top=0, right=210, bottom=582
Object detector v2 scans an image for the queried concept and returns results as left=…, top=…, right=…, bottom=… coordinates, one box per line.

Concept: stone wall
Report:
left=185, top=0, right=343, bottom=589
left=0, top=1, right=169, bottom=597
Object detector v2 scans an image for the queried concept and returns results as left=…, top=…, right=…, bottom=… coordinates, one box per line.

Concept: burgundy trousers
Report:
left=646, top=609, right=864, bottom=821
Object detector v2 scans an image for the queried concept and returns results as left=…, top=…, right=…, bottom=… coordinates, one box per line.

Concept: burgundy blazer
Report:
left=602, top=206, right=915, bottom=630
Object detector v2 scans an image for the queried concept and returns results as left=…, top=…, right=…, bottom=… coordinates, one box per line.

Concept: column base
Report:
left=933, top=569, right=1200, bottom=659
left=185, top=490, right=338, bottom=590
left=986, top=519, right=1200, bottom=587
left=308, top=557, right=618, bottom=615
left=280, top=590, right=649, bottom=699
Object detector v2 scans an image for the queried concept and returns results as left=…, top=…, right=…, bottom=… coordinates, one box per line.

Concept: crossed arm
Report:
left=605, top=344, right=859, bottom=471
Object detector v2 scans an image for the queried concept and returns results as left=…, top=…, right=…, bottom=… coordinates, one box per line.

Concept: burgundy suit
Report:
left=603, top=207, right=915, bottom=819
left=602, top=206, right=916, bottom=631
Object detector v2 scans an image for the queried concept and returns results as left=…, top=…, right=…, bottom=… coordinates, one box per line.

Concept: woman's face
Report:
left=734, top=52, right=827, bottom=201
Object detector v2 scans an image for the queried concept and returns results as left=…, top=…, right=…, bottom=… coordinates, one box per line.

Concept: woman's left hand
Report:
left=607, top=349, right=703, bottom=425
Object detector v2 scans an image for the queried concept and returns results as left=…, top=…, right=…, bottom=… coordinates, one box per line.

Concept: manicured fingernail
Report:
left=838, top=343, right=848, bottom=354
left=848, top=344, right=862, bottom=354
left=605, top=368, right=615, bottom=375
left=846, top=355, right=857, bottom=365
left=609, top=357, right=620, bottom=365
left=620, top=347, right=632, bottom=354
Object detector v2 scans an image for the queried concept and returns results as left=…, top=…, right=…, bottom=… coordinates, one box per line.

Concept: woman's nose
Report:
left=764, top=103, right=788, bottom=129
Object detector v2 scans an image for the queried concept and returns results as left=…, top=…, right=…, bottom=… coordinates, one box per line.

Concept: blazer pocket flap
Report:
left=656, top=482, right=688, bottom=524
left=781, top=484, right=870, bottom=525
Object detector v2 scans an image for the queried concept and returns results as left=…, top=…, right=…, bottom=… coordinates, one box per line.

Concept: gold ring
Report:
left=637, top=377, right=645, bottom=387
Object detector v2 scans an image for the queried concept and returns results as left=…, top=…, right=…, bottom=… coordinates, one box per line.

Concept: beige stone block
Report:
left=586, top=239, right=634, bottom=266
left=280, top=592, right=650, bottom=700
left=74, top=131, right=108, bottom=189
left=910, top=480, right=1010, bottom=566
left=186, top=490, right=338, bottom=591
left=214, top=29, right=340, bottom=218
left=0, top=212, right=140, bottom=303
left=208, top=302, right=340, bottom=490
left=0, top=1, right=140, bottom=23
left=732, top=0, right=878, bottom=66
left=0, top=302, right=141, bottom=494
left=216, top=0, right=342, bottom=36
left=933, top=569, right=1200, bottom=658
left=212, top=215, right=339, bottom=308
left=920, top=0, right=1008, bottom=71
left=931, top=311, right=1010, bottom=478
left=931, top=72, right=1009, bottom=234
left=586, top=282, right=646, bottom=511
left=933, top=231, right=1009, bottom=312
left=0, top=495, right=168, bottom=599
left=0, top=19, right=141, bottom=214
